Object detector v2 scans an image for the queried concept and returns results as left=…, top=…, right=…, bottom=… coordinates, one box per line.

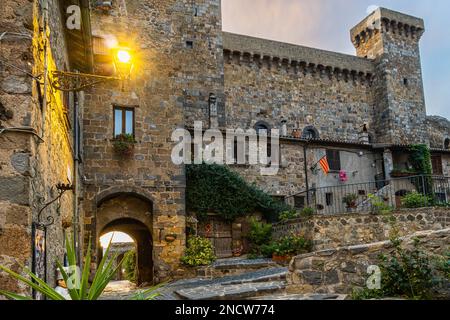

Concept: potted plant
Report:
left=343, top=193, right=358, bottom=209
left=270, top=235, right=312, bottom=264
left=232, top=246, right=243, bottom=257
left=113, top=133, right=136, bottom=158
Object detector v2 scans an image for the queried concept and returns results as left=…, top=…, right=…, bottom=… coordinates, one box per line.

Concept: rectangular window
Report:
left=113, top=106, right=135, bottom=138
left=431, top=155, right=443, bottom=175
left=326, top=149, right=341, bottom=171
left=294, top=196, right=305, bottom=209
left=325, top=193, right=333, bottom=206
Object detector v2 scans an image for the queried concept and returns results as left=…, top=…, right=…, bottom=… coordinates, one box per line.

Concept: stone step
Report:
left=175, top=281, right=287, bottom=300
left=220, top=269, right=286, bottom=286
left=197, top=258, right=278, bottom=277
left=250, top=293, right=348, bottom=300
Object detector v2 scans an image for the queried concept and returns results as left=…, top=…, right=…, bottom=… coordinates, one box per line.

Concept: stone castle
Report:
left=1, top=0, right=449, bottom=294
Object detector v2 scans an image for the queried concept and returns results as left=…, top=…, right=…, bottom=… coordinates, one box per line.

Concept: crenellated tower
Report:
left=351, top=8, right=428, bottom=145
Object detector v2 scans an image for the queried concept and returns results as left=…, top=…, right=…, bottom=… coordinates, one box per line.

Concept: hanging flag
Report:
left=319, top=156, right=330, bottom=175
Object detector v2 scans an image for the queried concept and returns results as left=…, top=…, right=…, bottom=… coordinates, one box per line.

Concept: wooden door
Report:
left=199, top=217, right=233, bottom=258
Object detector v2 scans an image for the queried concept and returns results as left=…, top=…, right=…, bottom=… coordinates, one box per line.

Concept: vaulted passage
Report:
left=96, top=194, right=154, bottom=285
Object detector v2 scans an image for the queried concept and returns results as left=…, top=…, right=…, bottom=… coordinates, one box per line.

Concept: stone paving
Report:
left=251, top=293, right=348, bottom=300
left=212, top=257, right=276, bottom=269
left=101, top=266, right=288, bottom=300
left=101, top=258, right=349, bottom=301
left=175, top=281, right=286, bottom=300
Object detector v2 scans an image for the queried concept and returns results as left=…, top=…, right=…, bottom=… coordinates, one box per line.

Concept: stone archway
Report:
left=96, top=194, right=154, bottom=285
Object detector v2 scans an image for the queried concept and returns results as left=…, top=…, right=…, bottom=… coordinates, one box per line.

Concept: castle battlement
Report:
left=351, top=7, right=425, bottom=49
left=223, top=32, right=374, bottom=85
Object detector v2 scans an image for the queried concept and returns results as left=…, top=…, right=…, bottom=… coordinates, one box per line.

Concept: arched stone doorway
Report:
left=96, top=194, right=154, bottom=285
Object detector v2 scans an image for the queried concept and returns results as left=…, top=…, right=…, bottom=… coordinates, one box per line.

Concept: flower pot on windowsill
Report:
left=112, top=134, right=136, bottom=158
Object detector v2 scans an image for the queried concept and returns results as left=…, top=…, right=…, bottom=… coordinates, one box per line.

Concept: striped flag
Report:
left=319, top=156, right=330, bottom=175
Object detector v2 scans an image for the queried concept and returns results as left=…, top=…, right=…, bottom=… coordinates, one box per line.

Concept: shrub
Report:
left=378, top=238, right=435, bottom=299
left=367, top=194, right=393, bottom=215
left=401, top=191, right=431, bottom=208
left=181, top=236, right=216, bottom=267
left=279, top=210, right=298, bottom=222
left=0, top=236, right=124, bottom=300
left=354, top=238, right=448, bottom=300
left=271, top=235, right=313, bottom=257
left=122, top=250, right=137, bottom=283
left=260, top=235, right=313, bottom=258
left=247, top=218, right=272, bottom=257
left=343, top=194, right=358, bottom=208
left=300, top=207, right=314, bottom=218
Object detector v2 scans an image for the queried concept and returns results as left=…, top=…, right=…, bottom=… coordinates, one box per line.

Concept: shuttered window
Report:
left=431, top=155, right=443, bottom=175
left=326, top=149, right=341, bottom=171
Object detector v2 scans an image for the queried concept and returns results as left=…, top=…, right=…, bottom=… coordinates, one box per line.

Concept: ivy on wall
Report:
left=408, top=144, right=432, bottom=175
left=186, top=164, right=290, bottom=222
left=408, top=144, right=433, bottom=196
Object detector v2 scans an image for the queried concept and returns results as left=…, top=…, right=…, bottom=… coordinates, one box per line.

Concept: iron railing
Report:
left=299, top=175, right=450, bottom=215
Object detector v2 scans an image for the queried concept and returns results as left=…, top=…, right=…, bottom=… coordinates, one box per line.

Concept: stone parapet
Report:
left=287, top=228, right=449, bottom=294
left=273, top=208, right=450, bottom=250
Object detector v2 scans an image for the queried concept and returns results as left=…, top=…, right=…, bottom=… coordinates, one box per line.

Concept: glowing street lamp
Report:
left=51, top=45, right=135, bottom=92
left=113, top=47, right=134, bottom=80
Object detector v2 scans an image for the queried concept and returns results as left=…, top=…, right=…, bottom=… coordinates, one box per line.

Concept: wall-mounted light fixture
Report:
left=37, top=183, right=74, bottom=227
left=51, top=46, right=134, bottom=92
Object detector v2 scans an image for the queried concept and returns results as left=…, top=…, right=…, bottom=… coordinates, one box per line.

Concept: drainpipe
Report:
left=40, top=0, right=49, bottom=138
left=303, top=142, right=310, bottom=206
left=73, top=92, right=80, bottom=264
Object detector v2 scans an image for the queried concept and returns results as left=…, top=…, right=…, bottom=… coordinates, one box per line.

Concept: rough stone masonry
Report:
left=1, top=1, right=450, bottom=295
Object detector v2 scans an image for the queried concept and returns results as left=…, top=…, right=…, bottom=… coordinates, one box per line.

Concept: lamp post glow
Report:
left=117, top=50, right=131, bottom=64
left=113, top=47, right=134, bottom=80
left=50, top=45, right=135, bottom=92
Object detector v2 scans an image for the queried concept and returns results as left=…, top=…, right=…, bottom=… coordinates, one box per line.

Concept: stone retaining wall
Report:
left=287, top=228, right=450, bottom=294
left=273, top=208, right=450, bottom=250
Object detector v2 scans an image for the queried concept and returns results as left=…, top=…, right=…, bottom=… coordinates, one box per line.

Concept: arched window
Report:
left=254, top=121, right=270, bottom=135
left=445, top=138, right=450, bottom=150
left=302, top=126, right=319, bottom=140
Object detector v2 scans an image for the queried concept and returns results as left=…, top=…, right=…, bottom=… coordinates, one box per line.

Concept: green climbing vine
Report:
left=408, top=144, right=433, bottom=197
left=408, top=144, right=432, bottom=175
left=186, top=164, right=291, bottom=222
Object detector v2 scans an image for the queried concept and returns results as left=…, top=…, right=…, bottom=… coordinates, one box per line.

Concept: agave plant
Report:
left=131, top=282, right=167, bottom=300
left=0, top=235, right=122, bottom=300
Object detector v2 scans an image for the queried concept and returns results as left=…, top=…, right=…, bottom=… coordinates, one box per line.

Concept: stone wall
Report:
left=287, top=228, right=450, bottom=294
left=427, top=116, right=450, bottom=150
left=83, top=0, right=227, bottom=282
left=273, top=208, right=450, bottom=250
left=223, top=32, right=376, bottom=143
left=0, top=0, right=76, bottom=296
left=352, top=8, right=428, bottom=145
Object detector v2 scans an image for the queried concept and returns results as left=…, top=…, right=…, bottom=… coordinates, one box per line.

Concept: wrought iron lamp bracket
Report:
left=51, top=71, right=121, bottom=92
left=37, top=183, right=74, bottom=227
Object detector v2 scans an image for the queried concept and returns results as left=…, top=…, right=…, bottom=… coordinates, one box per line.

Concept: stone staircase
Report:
left=153, top=258, right=287, bottom=300
left=196, top=257, right=279, bottom=278
left=175, top=280, right=287, bottom=300
left=166, top=257, right=349, bottom=300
